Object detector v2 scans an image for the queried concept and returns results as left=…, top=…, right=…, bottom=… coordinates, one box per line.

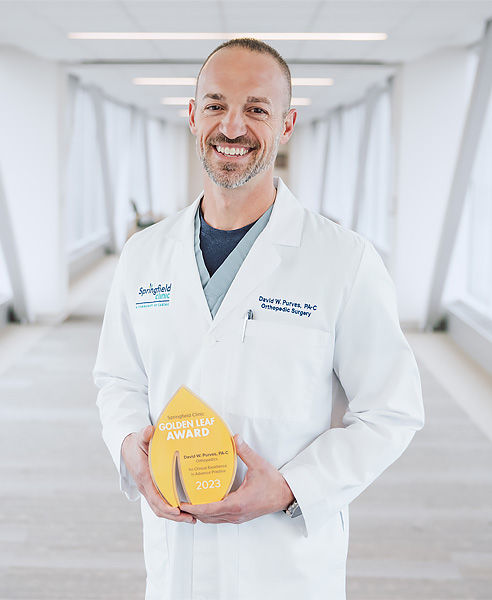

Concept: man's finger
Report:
left=143, top=474, right=196, bottom=523
left=152, top=500, right=196, bottom=523
left=180, top=500, right=224, bottom=516
left=181, top=490, right=243, bottom=518
left=180, top=498, right=237, bottom=519
left=234, top=434, right=261, bottom=469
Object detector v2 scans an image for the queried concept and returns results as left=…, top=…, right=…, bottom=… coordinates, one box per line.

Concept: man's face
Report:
left=189, top=48, right=296, bottom=189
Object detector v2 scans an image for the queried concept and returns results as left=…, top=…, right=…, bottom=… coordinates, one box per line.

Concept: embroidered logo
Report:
left=136, top=283, right=173, bottom=309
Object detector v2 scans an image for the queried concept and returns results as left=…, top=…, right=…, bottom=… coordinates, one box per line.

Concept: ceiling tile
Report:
left=122, top=0, right=223, bottom=31
left=222, top=0, right=320, bottom=32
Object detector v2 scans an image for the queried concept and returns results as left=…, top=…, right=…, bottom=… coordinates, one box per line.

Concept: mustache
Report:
left=207, top=135, right=259, bottom=148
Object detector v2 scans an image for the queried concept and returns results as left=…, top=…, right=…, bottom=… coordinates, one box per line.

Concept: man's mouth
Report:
left=213, top=145, right=253, bottom=157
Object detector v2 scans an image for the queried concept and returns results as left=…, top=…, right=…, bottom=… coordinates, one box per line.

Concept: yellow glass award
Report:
left=149, top=386, right=237, bottom=507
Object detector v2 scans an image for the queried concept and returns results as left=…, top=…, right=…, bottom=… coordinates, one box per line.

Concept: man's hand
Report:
left=180, top=434, right=295, bottom=524
left=121, top=425, right=196, bottom=524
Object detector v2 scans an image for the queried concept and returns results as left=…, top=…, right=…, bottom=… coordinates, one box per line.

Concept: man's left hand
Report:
left=180, top=434, right=295, bottom=524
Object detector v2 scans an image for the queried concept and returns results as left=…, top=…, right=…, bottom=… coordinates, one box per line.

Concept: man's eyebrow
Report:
left=246, top=96, right=272, bottom=105
left=202, top=93, right=226, bottom=101
left=200, top=93, right=272, bottom=106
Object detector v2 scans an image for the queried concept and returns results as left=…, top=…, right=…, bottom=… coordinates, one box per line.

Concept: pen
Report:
left=241, top=309, right=254, bottom=343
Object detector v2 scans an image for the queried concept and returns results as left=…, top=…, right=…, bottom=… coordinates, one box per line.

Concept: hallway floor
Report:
left=0, top=257, right=491, bottom=600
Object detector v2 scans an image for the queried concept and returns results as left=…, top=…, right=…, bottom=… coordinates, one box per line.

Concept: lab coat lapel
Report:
left=211, top=178, right=304, bottom=328
left=168, top=196, right=213, bottom=325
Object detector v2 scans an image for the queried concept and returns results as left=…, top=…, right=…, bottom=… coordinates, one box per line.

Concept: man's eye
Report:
left=206, top=105, right=222, bottom=111
left=250, top=107, right=267, bottom=115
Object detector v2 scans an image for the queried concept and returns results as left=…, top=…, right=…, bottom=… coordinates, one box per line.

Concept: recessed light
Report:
left=291, top=98, right=312, bottom=106
left=164, top=96, right=312, bottom=106
left=291, top=78, right=334, bottom=86
left=134, top=77, right=197, bottom=86
left=135, top=77, right=333, bottom=87
left=161, top=97, right=192, bottom=105
left=69, top=32, right=387, bottom=42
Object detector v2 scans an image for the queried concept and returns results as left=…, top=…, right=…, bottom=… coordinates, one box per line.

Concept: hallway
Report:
left=0, top=258, right=491, bottom=600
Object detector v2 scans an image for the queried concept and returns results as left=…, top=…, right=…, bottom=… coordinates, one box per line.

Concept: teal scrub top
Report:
left=194, top=203, right=274, bottom=319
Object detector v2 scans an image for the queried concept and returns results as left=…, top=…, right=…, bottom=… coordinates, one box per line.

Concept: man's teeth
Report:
left=215, top=146, right=250, bottom=156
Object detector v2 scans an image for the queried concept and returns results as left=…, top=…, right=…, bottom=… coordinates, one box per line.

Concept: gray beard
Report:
left=197, top=137, right=280, bottom=189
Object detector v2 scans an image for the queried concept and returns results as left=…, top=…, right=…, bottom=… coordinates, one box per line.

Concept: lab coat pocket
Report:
left=227, top=320, right=330, bottom=421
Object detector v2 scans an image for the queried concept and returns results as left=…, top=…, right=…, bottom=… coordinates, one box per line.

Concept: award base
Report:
left=149, top=386, right=237, bottom=507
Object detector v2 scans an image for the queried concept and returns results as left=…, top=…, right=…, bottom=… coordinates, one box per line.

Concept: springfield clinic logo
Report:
left=136, top=283, right=172, bottom=309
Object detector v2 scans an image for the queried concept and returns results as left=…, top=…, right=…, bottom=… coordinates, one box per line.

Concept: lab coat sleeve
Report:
left=94, top=242, right=151, bottom=500
left=280, top=241, right=424, bottom=536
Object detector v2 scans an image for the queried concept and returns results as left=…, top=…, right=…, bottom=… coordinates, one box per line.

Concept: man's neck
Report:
left=201, top=172, right=277, bottom=231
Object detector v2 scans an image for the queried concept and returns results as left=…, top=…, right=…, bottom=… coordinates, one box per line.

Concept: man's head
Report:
left=196, top=38, right=292, bottom=117
left=189, top=38, right=296, bottom=189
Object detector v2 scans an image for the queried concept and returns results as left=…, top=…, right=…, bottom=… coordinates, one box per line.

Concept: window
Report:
left=65, top=84, right=107, bottom=255
left=65, top=79, right=171, bottom=258
left=445, top=48, right=492, bottom=321
left=357, top=86, right=393, bottom=254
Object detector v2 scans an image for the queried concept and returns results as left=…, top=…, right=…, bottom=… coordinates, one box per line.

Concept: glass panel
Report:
left=357, top=87, right=392, bottom=253
left=104, top=99, right=133, bottom=247
left=0, top=242, right=12, bottom=300
left=129, top=111, right=151, bottom=216
left=322, top=103, right=365, bottom=228
left=464, top=103, right=492, bottom=313
left=65, top=85, right=107, bottom=254
left=447, top=48, right=492, bottom=319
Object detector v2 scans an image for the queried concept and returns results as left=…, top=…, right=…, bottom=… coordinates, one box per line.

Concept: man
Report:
left=94, top=38, right=424, bottom=599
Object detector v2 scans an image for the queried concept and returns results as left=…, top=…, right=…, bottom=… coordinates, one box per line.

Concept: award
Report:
left=149, top=386, right=237, bottom=507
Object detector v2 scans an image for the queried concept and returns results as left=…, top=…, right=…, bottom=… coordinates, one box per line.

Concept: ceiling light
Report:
left=161, top=97, right=192, bottom=105
left=69, top=32, right=387, bottom=42
left=136, top=77, right=333, bottom=87
left=164, top=96, right=311, bottom=106
left=291, top=98, right=312, bottom=106
left=291, top=78, right=334, bottom=86
left=134, top=77, right=197, bottom=86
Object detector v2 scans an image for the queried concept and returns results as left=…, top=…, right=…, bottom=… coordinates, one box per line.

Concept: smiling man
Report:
left=190, top=39, right=295, bottom=233
left=95, top=38, right=424, bottom=600
left=192, top=41, right=292, bottom=198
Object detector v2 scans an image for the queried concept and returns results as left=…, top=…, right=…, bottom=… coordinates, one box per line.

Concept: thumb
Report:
left=234, top=434, right=261, bottom=469
left=140, top=424, right=155, bottom=446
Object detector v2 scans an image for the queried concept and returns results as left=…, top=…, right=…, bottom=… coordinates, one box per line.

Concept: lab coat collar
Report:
left=167, top=177, right=305, bottom=328
left=166, top=177, right=304, bottom=246
left=268, top=176, right=304, bottom=248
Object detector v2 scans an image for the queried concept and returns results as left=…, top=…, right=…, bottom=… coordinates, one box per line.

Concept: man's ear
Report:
left=189, top=99, right=197, bottom=135
left=280, top=108, right=297, bottom=144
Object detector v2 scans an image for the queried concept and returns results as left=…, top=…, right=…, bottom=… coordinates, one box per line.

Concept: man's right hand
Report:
left=121, top=425, right=196, bottom=524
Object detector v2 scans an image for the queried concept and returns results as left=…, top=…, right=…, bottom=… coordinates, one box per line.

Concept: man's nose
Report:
left=218, top=109, right=247, bottom=140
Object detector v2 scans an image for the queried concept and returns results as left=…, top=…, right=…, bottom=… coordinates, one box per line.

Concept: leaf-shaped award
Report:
left=149, top=386, right=237, bottom=506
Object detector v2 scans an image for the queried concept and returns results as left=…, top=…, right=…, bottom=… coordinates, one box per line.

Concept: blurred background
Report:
left=0, top=1, right=491, bottom=599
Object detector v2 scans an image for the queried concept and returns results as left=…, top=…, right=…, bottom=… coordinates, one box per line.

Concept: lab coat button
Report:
left=205, top=336, right=216, bottom=346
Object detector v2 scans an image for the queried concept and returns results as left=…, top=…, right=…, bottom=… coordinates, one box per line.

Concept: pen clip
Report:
left=241, top=309, right=254, bottom=343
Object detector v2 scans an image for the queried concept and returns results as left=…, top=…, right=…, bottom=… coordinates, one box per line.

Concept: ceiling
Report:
left=1, top=0, right=492, bottom=123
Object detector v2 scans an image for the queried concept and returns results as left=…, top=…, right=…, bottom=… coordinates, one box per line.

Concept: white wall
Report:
left=392, top=47, right=472, bottom=328
left=0, top=45, right=67, bottom=323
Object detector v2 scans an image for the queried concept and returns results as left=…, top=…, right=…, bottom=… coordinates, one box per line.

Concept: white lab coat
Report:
left=94, top=178, right=424, bottom=600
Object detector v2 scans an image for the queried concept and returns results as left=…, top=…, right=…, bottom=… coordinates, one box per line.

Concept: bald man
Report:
left=95, top=38, right=424, bottom=600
